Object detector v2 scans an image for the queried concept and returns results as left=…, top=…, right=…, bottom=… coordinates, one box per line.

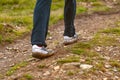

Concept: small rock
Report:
left=6, top=47, right=12, bottom=50
left=104, top=56, right=110, bottom=60
left=95, top=46, right=102, bottom=52
left=80, top=64, right=93, bottom=70
left=105, top=64, right=111, bottom=68
left=114, top=76, right=119, bottom=79
left=47, top=37, right=53, bottom=40
left=59, top=69, right=66, bottom=74
left=43, top=71, right=50, bottom=76
left=80, top=59, right=85, bottom=62
left=54, top=66, right=60, bottom=71
left=0, top=53, right=4, bottom=59
left=64, top=62, right=80, bottom=66
left=113, top=67, right=118, bottom=72
left=103, top=78, right=108, bottom=80
left=3, top=57, right=7, bottom=59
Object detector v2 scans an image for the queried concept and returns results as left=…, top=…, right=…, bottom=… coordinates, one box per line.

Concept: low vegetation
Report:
left=6, top=61, right=28, bottom=76
left=0, top=0, right=116, bottom=44
left=55, top=20, right=120, bottom=76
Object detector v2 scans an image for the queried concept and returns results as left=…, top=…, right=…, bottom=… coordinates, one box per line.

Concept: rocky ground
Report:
left=0, top=1, right=120, bottom=79
left=0, top=12, right=120, bottom=80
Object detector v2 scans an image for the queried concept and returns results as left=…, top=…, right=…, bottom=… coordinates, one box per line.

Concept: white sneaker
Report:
left=63, top=34, right=78, bottom=45
left=32, top=45, right=54, bottom=59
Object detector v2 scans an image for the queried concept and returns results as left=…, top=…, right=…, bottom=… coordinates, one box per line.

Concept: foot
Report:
left=32, top=45, right=54, bottom=59
left=63, top=34, right=78, bottom=45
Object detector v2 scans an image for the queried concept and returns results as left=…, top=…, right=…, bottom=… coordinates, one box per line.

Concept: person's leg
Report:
left=64, top=0, right=76, bottom=37
left=31, top=0, right=52, bottom=47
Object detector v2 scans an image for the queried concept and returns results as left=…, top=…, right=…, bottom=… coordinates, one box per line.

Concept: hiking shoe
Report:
left=32, top=45, right=54, bottom=59
left=63, top=34, right=78, bottom=45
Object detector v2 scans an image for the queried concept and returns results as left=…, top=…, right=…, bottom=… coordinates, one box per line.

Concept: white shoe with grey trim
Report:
left=32, top=45, right=54, bottom=59
left=63, top=34, right=78, bottom=45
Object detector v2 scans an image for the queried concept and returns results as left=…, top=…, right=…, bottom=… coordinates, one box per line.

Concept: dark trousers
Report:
left=31, top=0, right=76, bottom=47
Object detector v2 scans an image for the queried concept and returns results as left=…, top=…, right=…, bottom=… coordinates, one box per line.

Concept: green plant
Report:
left=0, top=35, right=2, bottom=43
left=24, top=74, right=34, bottom=80
left=6, top=61, right=28, bottom=76
left=37, top=64, right=46, bottom=69
left=57, top=56, right=80, bottom=64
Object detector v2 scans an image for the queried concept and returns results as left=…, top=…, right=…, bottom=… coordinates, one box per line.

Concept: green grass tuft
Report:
left=6, top=61, right=28, bottom=76
left=90, top=33, right=118, bottom=46
left=57, top=56, right=80, bottom=64
left=110, top=60, right=120, bottom=68
left=23, top=74, right=34, bottom=80
left=77, top=6, right=88, bottom=14
left=67, top=71, right=75, bottom=76
left=37, top=64, right=46, bottom=69
left=92, top=6, right=110, bottom=12
left=101, top=27, right=120, bottom=35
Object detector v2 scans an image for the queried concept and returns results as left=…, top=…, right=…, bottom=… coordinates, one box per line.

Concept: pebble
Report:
left=95, top=46, right=102, bottom=52
left=47, top=37, right=53, bottom=40
left=114, top=76, right=119, bottom=79
left=80, top=64, right=93, bottom=70
left=104, top=56, right=110, bottom=60
left=0, top=53, right=4, bottom=59
left=64, top=62, right=80, bottom=66
left=43, top=71, right=50, bottom=76
left=103, top=78, right=108, bottom=80
left=54, top=66, right=60, bottom=71
left=105, top=64, right=111, bottom=68
left=113, top=67, right=118, bottom=72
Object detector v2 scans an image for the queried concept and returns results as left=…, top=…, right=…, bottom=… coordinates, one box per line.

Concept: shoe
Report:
left=63, top=34, right=78, bottom=45
left=32, top=45, right=54, bottom=59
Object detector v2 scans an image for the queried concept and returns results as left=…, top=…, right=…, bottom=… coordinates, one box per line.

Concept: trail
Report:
left=0, top=12, right=120, bottom=80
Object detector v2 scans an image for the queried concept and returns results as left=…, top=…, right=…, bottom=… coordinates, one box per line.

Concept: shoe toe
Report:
left=32, top=51, right=54, bottom=59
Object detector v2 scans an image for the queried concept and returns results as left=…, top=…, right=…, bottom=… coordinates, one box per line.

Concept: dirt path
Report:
left=0, top=12, right=120, bottom=80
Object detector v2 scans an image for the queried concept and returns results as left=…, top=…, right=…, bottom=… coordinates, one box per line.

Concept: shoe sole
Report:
left=32, top=52, right=54, bottom=59
left=63, top=39, right=78, bottom=45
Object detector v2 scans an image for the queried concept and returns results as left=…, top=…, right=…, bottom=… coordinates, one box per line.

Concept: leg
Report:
left=31, top=0, right=52, bottom=47
left=64, top=0, right=76, bottom=37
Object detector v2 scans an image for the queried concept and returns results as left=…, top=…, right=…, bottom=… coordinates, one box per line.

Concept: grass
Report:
left=71, top=42, right=99, bottom=57
left=109, top=60, right=120, bottom=68
left=90, top=33, right=119, bottom=46
left=67, top=71, right=75, bottom=76
left=94, top=61, right=106, bottom=72
left=92, top=6, right=110, bottom=12
left=23, top=74, right=34, bottom=80
left=57, top=56, right=80, bottom=64
left=66, top=22, right=120, bottom=74
left=100, top=27, right=120, bottom=35
left=76, top=6, right=88, bottom=14
left=0, top=74, right=3, bottom=79
left=0, top=0, right=114, bottom=44
left=6, top=61, right=28, bottom=76
left=37, top=64, right=46, bottom=69
left=0, top=35, right=2, bottom=43
left=91, top=1, right=104, bottom=6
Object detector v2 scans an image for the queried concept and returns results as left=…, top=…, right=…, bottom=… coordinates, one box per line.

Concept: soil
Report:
left=0, top=9, right=120, bottom=80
